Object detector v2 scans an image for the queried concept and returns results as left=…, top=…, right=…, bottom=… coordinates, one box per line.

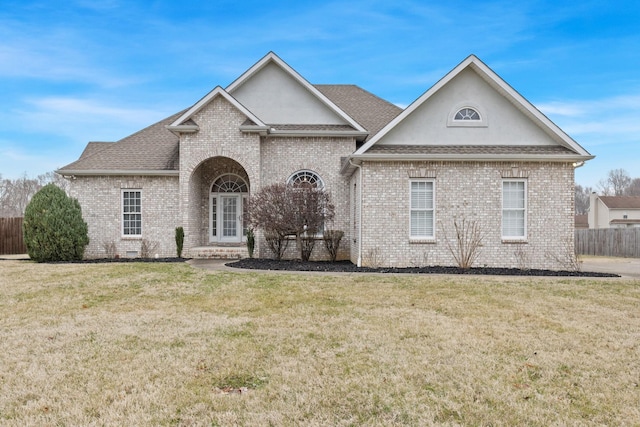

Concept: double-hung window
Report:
left=122, top=190, right=142, bottom=237
left=410, top=180, right=435, bottom=239
left=502, top=180, right=526, bottom=239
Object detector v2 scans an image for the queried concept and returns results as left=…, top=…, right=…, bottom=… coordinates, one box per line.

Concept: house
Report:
left=588, top=194, right=640, bottom=228
left=57, top=52, right=593, bottom=269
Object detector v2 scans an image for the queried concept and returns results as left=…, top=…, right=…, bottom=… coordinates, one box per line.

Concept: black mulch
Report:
left=227, top=258, right=620, bottom=277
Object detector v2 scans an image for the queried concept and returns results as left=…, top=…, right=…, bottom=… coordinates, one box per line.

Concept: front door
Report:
left=220, top=195, right=241, bottom=242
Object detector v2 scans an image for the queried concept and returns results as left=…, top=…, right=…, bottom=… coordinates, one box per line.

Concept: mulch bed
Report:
left=227, top=258, right=620, bottom=277
left=4, top=256, right=619, bottom=277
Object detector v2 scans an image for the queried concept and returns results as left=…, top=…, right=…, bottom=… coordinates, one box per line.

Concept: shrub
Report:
left=23, top=184, right=89, bottom=262
left=246, top=228, right=255, bottom=258
left=323, top=229, right=344, bottom=262
left=175, top=226, right=184, bottom=258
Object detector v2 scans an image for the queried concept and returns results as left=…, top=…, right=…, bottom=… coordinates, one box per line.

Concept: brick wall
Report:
left=358, top=161, right=575, bottom=270
left=258, top=136, right=355, bottom=260
left=68, top=175, right=180, bottom=258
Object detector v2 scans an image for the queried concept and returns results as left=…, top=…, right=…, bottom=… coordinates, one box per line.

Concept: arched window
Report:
left=454, top=107, right=481, bottom=121
left=287, top=170, right=324, bottom=189
left=211, top=174, right=248, bottom=193
left=448, top=103, right=488, bottom=127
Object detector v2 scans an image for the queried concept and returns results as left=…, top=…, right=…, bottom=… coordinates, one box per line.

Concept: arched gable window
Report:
left=454, top=107, right=481, bottom=121
left=287, top=170, right=324, bottom=189
left=448, top=103, right=488, bottom=127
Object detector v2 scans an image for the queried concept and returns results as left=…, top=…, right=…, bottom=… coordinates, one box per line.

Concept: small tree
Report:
left=248, top=183, right=335, bottom=261
left=23, top=184, right=89, bottom=262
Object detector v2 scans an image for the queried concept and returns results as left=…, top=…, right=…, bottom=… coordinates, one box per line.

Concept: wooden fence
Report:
left=575, top=229, right=640, bottom=258
left=0, top=217, right=26, bottom=255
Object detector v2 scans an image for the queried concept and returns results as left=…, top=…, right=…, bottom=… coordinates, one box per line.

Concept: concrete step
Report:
left=187, top=245, right=249, bottom=260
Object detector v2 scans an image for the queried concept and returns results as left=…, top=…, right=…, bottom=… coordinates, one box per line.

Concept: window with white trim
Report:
left=502, top=180, right=526, bottom=239
left=287, top=170, right=324, bottom=189
left=122, top=190, right=142, bottom=236
left=410, top=180, right=435, bottom=238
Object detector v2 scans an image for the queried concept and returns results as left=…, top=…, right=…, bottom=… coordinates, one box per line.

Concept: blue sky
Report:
left=1, top=0, right=638, bottom=188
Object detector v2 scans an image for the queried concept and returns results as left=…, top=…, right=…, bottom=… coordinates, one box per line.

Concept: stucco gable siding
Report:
left=231, top=62, right=347, bottom=125
left=377, top=68, right=557, bottom=147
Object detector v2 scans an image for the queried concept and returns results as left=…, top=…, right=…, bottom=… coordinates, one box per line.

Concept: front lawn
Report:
left=0, top=260, right=638, bottom=426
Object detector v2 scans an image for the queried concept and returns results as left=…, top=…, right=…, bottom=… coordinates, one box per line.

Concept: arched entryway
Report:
left=209, top=174, right=248, bottom=243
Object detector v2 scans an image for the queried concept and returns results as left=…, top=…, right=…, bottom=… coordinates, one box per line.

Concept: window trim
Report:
left=447, top=102, right=488, bottom=127
left=409, top=179, right=435, bottom=240
left=121, top=189, right=142, bottom=238
left=502, top=179, right=527, bottom=241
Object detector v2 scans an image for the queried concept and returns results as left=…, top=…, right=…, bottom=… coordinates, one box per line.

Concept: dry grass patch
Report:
left=0, top=260, right=638, bottom=426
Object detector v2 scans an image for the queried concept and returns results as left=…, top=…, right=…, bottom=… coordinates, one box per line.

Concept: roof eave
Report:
left=268, top=130, right=368, bottom=140
left=56, top=169, right=179, bottom=177
left=165, top=125, right=199, bottom=134
left=340, top=153, right=595, bottom=175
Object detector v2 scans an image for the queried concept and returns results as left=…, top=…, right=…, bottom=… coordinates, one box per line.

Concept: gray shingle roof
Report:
left=59, top=85, right=400, bottom=174
left=59, top=111, right=183, bottom=173
left=314, top=84, right=402, bottom=141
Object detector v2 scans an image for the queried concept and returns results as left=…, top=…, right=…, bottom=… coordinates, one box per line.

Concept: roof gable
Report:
left=226, top=52, right=366, bottom=131
left=168, top=86, right=266, bottom=130
left=355, top=55, right=592, bottom=158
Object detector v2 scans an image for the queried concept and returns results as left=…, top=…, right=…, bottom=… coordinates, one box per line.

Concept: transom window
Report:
left=287, top=170, right=324, bottom=189
left=502, top=180, right=526, bottom=239
left=454, top=107, right=481, bottom=120
left=122, top=190, right=142, bottom=236
left=410, top=180, right=435, bottom=239
left=212, top=174, right=248, bottom=193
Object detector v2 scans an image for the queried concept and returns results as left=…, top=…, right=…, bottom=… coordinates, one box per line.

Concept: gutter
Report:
left=56, top=169, right=179, bottom=177
left=349, top=158, right=363, bottom=267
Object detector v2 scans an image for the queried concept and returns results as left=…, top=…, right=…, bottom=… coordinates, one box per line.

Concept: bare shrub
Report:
left=103, top=241, right=117, bottom=259
left=248, top=183, right=335, bottom=260
left=323, top=230, right=344, bottom=262
left=545, top=237, right=582, bottom=271
left=300, top=236, right=316, bottom=262
left=513, top=245, right=530, bottom=271
left=364, top=246, right=385, bottom=268
left=264, top=231, right=289, bottom=261
left=440, top=217, right=485, bottom=269
left=409, top=251, right=430, bottom=267
left=140, top=239, right=159, bottom=258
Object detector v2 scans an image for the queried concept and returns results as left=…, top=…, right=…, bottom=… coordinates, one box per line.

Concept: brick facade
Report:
left=68, top=175, right=179, bottom=258
left=356, top=161, right=575, bottom=270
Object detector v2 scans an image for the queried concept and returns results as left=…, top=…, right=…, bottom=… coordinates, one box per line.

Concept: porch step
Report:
left=187, top=245, right=249, bottom=260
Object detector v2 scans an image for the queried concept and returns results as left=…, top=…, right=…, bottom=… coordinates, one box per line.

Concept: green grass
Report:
left=0, top=260, right=639, bottom=426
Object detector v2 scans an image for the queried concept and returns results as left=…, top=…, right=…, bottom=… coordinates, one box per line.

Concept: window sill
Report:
left=409, top=238, right=436, bottom=244
left=501, top=239, right=527, bottom=244
left=121, top=236, right=143, bottom=240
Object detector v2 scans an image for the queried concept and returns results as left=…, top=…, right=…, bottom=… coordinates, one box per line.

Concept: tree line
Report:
left=575, top=168, right=640, bottom=215
left=0, top=172, right=69, bottom=217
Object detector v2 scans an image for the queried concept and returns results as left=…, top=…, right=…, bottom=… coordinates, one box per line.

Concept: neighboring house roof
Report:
left=599, top=196, right=640, bottom=209
left=575, top=214, right=588, bottom=228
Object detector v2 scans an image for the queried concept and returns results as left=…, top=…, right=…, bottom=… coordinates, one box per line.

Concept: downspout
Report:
left=349, top=159, right=363, bottom=267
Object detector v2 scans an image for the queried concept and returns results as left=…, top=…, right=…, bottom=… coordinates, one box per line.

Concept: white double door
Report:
left=210, top=194, right=244, bottom=243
